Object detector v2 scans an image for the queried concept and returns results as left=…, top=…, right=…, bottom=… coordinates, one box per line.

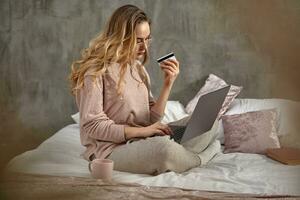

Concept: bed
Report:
left=4, top=96, right=300, bottom=199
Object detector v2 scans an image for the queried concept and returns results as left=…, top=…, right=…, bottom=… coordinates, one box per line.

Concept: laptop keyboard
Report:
left=170, top=126, right=186, bottom=143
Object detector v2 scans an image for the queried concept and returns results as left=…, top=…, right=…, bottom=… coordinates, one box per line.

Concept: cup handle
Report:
left=88, top=162, right=92, bottom=172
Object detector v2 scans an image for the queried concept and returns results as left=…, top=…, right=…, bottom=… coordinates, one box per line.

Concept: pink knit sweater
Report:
left=75, top=62, right=162, bottom=161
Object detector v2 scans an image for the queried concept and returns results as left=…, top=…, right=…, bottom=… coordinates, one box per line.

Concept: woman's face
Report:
left=135, top=21, right=151, bottom=59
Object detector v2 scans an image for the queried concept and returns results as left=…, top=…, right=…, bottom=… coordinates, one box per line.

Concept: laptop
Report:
left=169, top=86, right=230, bottom=144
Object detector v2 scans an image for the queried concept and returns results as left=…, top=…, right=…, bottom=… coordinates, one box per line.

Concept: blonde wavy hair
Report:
left=69, top=5, right=151, bottom=95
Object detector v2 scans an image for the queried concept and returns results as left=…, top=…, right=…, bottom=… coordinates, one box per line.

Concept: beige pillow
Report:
left=222, top=109, right=280, bottom=155
left=185, top=74, right=242, bottom=118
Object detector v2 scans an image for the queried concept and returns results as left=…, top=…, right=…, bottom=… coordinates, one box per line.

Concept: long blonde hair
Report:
left=69, top=5, right=151, bottom=95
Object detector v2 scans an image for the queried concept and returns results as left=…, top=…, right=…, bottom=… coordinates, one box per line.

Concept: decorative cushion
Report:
left=222, top=109, right=280, bottom=154
left=216, top=98, right=300, bottom=149
left=185, top=74, right=242, bottom=118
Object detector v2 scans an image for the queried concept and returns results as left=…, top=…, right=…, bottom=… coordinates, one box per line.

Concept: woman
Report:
left=69, top=5, right=220, bottom=175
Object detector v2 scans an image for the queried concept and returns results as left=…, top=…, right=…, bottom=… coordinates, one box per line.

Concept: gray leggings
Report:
left=108, top=119, right=221, bottom=175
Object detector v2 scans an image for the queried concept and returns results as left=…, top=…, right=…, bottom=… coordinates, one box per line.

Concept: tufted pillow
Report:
left=185, top=74, right=242, bottom=118
left=222, top=109, right=280, bottom=154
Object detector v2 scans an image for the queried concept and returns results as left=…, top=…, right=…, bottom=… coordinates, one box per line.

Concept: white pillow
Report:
left=216, top=98, right=300, bottom=148
left=71, top=112, right=80, bottom=124
left=161, top=101, right=189, bottom=124
left=70, top=101, right=188, bottom=125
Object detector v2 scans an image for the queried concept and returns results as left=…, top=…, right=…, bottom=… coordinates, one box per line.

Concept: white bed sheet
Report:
left=6, top=124, right=300, bottom=196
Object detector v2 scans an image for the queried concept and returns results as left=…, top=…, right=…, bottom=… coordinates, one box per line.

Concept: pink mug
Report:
left=88, top=158, right=114, bottom=180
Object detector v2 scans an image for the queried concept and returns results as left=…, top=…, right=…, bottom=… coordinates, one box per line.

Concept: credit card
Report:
left=157, top=52, right=176, bottom=63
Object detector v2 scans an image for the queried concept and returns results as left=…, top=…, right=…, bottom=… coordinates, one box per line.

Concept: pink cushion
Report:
left=222, top=109, right=281, bottom=154
left=185, top=74, right=242, bottom=118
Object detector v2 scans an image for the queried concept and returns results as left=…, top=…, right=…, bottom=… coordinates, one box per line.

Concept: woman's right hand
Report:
left=124, top=122, right=173, bottom=140
left=140, top=122, right=173, bottom=138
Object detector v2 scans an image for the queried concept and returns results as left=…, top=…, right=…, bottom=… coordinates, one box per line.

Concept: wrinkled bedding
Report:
left=6, top=123, right=300, bottom=196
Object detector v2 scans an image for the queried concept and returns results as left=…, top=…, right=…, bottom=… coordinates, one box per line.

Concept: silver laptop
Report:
left=169, top=86, right=230, bottom=144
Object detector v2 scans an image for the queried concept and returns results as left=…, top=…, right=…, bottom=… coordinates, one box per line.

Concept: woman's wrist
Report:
left=124, top=126, right=144, bottom=139
left=163, top=80, right=174, bottom=89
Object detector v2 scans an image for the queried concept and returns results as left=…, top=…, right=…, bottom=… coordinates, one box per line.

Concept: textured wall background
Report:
left=1, top=0, right=300, bottom=168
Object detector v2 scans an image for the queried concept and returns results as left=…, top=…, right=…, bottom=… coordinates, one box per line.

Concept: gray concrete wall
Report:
left=1, top=0, right=300, bottom=167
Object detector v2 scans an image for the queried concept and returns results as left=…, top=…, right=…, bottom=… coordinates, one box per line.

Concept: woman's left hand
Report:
left=160, top=59, right=180, bottom=87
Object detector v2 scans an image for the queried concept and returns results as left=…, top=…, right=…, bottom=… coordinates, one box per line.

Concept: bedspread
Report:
left=1, top=172, right=299, bottom=200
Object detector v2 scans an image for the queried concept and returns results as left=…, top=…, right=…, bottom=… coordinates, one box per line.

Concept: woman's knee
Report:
left=109, top=136, right=199, bottom=175
left=153, top=137, right=198, bottom=173
left=153, top=140, right=178, bottom=173
left=158, top=139, right=178, bottom=162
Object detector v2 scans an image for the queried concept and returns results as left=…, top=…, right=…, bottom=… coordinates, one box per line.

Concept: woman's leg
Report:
left=171, top=118, right=221, bottom=165
left=197, top=140, right=221, bottom=165
left=107, top=135, right=200, bottom=175
left=175, top=118, right=220, bottom=154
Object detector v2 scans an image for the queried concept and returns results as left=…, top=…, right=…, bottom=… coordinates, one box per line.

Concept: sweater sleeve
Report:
left=141, top=66, right=163, bottom=123
left=78, top=75, right=126, bottom=143
left=149, top=90, right=163, bottom=123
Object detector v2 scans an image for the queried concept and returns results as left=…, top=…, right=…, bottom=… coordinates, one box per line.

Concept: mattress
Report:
left=6, top=123, right=300, bottom=196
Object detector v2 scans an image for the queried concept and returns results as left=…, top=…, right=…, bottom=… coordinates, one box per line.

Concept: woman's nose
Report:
left=139, top=42, right=147, bottom=50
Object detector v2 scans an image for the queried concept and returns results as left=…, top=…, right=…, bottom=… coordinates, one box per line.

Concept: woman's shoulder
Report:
left=83, top=62, right=119, bottom=76
left=84, top=67, right=100, bottom=77
left=83, top=63, right=123, bottom=86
